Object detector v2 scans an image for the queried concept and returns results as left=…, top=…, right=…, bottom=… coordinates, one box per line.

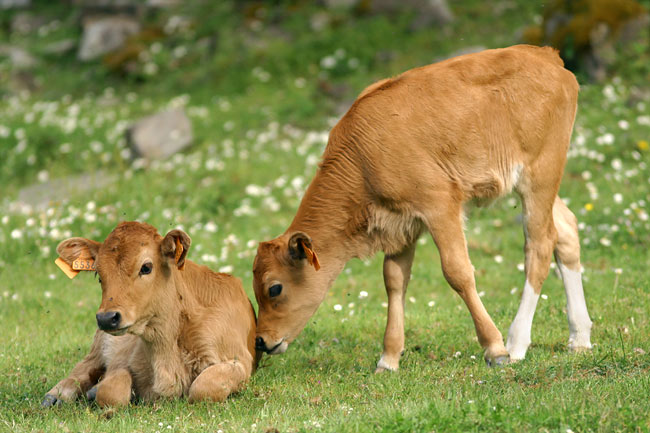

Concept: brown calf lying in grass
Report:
left=43, top=222, right=258, bottom=408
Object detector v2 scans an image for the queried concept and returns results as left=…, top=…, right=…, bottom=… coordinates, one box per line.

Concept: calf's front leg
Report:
left=376, top=243, right=416, bottom=373
left=188, top=360, right=250, bottom=403
left=42, top=331, right=105, bottom=407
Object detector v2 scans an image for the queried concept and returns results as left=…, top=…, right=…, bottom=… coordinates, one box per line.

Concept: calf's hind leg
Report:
left=552, top=197, right=592, bottom=351
left=376, top=243, right=416, bottom=373
left=507, top=172, right=560, bottom=361
left=188, top=360, right=251, bottom=402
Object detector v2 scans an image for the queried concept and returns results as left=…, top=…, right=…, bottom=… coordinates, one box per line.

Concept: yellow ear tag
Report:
left=55, top=257, right=80, bottom=279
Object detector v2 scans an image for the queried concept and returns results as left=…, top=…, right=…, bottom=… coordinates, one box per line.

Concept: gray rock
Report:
left=11, top=12, right=47, bottom=34
left=16, top=171, right=117, bottom=211
left=127, top=109, right=193, bottom=160
left=43, top=39, right=77, bottom=56
left=0, top=0, right=29, bottom=8
left=0, top=44, right=38, bottom=69
left=72, top=0, right=139, bottom=6
left=322, top=0, right=454, bottom=27
left=322, top=0, right=358, bottom=7
left=146, top=0, right=181, bottom=7
left=409, top=0, right=454, bottom=29
left=78, top=15, right=140, bottom=61
left=371, top=0, right=454, bottom=27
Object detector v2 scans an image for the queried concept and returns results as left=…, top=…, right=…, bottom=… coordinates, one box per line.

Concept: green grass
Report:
left=1, top=1, right=649, bottom=432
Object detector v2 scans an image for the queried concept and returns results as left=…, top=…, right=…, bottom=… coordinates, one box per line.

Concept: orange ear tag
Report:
left=72, top=258, right=96, bottom=271
left=299, top=240, right=321, bottom=271
left=55, top=257, right=80, bottom=279
left=175, top=237, right=185, bottom=270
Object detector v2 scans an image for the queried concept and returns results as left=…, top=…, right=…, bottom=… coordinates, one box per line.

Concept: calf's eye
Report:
left=269, top=284, right=282, bottom=298
left=139, top=262, right=153, bottom=275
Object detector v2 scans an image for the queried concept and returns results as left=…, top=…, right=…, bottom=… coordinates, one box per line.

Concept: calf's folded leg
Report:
left=188, top=360, right=250, bottom=403
left=96, top=368, right=133, bottom=408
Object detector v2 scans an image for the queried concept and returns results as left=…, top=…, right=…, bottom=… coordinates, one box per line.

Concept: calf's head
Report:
left=253, top=231, right=323, bottom=354
left=57, top=222, right=190, bottom=336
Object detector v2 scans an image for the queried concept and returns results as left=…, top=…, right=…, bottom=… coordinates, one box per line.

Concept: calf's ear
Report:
left=56, top=237, right=101, bottom=265
left=288, top=231, right=320, bottom=271
left=161, top=229, right=191, bottom=270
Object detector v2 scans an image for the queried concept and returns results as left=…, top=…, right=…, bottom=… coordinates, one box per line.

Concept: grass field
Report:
left=1, top=1, right=649, bottom=432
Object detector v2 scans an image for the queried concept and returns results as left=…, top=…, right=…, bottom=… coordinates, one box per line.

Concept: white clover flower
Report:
left=617, top=120, right=629, bottom=130
left=359, top=290, right=368, bottom=299
left=600, top=237, right=612, bottom=247
left=205, top=221, right=218, bottom=233
left=262, top=196, right=280, bottom=212
left=596, top=133, right=614, bottom=145
left=348, top=302, right=355, bottom=308
left=291, top=176, right=304, bottom=190
left=602, top=85, right=616, bottom=101
left=381, top=302, right=388, bottom=308
left=219, top=265, right=233, bottom=273
left=37, top=170, right=49, bottom=183
left=245, top=184, right=268, bottom=197
left=333, top=304, right=342, bottom=311
left=144, top=62, right=158, bottom=76
left=320, top=55, right=337, bottom=69
left=637, top=115, right=650, bottom=126
left=614, top=193, right=623, bottom=204
left=10, top=229, right=23, bottom=239
left=611, top=159, right=623, bottom=170
left=1, top=216, right=8, bottom=225
left=494, top=255, right=503, bottom=263
left=541, top=294, right=548, bottom=300
left=428, top=301, right=435, bottom=307
left=409, top=296, right=416, bottom=303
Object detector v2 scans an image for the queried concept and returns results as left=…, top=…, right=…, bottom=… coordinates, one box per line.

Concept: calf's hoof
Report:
left=569, top=345, right=592, bottom=353
left=485, top=354, right=510, bottom=367
left=86, top=385, right=98, bottom=402
left=41, top=394, right=61, bottom=408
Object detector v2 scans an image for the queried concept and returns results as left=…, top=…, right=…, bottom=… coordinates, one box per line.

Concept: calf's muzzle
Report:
left=96, top=311, right=122, bottom=331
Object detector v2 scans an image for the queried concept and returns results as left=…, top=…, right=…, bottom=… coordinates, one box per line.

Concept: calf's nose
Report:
left=255, top=336, right=266, bottom=351
left=96, top=311, right=121, bottom=331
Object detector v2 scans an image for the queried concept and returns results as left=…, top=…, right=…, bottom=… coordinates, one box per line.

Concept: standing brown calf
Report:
left=43, top=222, right=258, bottom=407
left=253, top=45, right=593, bottom=370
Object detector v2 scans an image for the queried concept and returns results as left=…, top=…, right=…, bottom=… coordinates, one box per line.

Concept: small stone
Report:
left=43, top=39, right=77, bottom=56
left=127, top=109, right=193, bottom=160
left=0, top=0, right=30, bottom=8
left=78, top=15, right=140, bottom=61
left=0, top=44, right=38, bottom=69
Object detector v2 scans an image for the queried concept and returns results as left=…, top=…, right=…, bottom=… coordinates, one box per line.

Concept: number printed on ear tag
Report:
left=72, top=259, right=96, bottom=271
